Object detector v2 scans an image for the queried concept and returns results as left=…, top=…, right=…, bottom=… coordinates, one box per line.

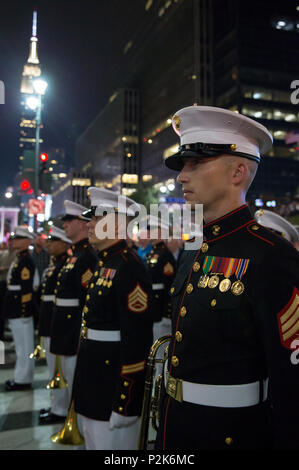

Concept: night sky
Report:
left=0, top=0, right=147, bottom=195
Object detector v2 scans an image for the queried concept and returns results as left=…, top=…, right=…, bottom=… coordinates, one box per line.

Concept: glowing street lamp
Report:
left=33, top=78, right=48, bottom=95
left=31, top=78, right=48, bottom=198
left=26, top=96, right=39, bottom=110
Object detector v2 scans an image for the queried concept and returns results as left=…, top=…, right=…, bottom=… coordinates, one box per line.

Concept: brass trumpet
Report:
left=29, top=337, right=46, bottom=359
left=138, top=334, right=171, bottom=450
left=51, top=400, right=84, bottom=446
left=46, top=355, right=68, bottom=389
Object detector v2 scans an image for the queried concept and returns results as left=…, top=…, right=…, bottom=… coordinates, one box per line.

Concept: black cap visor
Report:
left=10, top=235, right=30, bottom=240
left=80, top=207, right=96, bottom=220
left=59, top=214, right=78, bottom=222
left=165, top=143, right=260, bottom=171
left=47, top=236, right=64, bottom=242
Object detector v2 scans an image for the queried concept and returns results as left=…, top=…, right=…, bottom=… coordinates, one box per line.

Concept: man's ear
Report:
left=232, top=162, right=247, bottom=184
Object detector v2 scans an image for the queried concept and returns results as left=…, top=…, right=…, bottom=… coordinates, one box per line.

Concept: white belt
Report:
left=165, top=371, right=268, bottom=407
left=55, top=298, right=79, bottom=307
left=42, top=294, right=55, bottom=302
left=8, top=285, right=21, bottom=291
left=87, top=328, right=121, bottom=342
left=152, top=283, right=165, bottom=290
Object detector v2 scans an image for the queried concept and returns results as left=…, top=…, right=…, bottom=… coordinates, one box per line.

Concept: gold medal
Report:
left=208, top=275, right=219, bottom=289
left=219, top=278, right=231, bottom=292
left=107, top=280, right=112, bottom=288
left=198, top=274, right=209, bottom=288
left=103, top=280, right=107, bottom=287
left=97, top=278, right=103, bottom=286
left=231, top=280, right=244, bottom=296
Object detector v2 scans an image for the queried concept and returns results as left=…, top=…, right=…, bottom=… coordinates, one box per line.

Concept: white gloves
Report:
left=109, top=411, right=138, bottom=430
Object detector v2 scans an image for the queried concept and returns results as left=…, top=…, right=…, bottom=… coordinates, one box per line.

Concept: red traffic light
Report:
left=20, top=179, right=31, bottom=191
left=40, top=153, right=49, bottom=162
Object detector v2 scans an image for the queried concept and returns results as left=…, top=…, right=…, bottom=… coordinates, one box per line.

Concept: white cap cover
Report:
left=47, top=225, right=72, bottom=244
left=84, top=187, right=141, bottom=218
left=166, top=105, right=273, bottom=170
left=255, top=209, right=299, bottom=243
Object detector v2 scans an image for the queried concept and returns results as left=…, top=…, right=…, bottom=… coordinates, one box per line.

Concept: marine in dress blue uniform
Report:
left=3, top=227, right=37, bottom=391
left=73, top=187, right=153, bottom=450
left=155, top=105, right=299, bottom=450
left=38, top=226, right=72, bottom=424
left=49, top=201, right=98, bottom=413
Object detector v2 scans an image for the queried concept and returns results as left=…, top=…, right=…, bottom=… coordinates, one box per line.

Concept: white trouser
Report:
left=60, top=354, right=77, bottom=411
left=42, top=336, right=69, bottom=416
left=80, top=414, right=141, bottom=450
left=8, top=317, right=34, bottom=384
left=153, top=317, right=172, bottom=344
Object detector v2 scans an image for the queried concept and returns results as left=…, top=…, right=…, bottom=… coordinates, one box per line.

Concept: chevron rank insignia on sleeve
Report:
left=277, top=286, right=299, bottom=350
left=81, top=269, right=93, bottom=288
left=163, top=262, right=175, bottom=276
left=127, top=283, right=148, bottom=313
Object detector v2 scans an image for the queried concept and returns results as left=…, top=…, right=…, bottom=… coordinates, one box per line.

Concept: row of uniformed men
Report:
left=4, top=104, right=299, bottom=451
left=3, top=190, right=176, bottom=450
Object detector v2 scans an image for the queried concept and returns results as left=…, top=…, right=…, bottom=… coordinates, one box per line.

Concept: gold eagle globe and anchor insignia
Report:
left=173, top=115, right=181, bottom=131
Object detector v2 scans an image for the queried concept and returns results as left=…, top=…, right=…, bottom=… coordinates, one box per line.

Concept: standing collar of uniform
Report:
left=203, top=204, right=255, bottom=242
left=71, top=238, right=89, bottom=253
left=98, top=240, right=128, bottom=261
left=54, top=252, right=68, bottom=263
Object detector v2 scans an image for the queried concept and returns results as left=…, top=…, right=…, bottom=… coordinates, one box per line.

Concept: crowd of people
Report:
left=0, top=104, right=299, bottom=451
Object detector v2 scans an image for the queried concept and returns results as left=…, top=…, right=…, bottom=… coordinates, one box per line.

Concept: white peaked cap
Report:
left=165, top=105, right=273, bottom=170
left=47, top=225, right=72, bottom=244
left=11, top=226, right=35, bottom=239
left=62, top=200, right=89, bottom=221
left=255, top=209, right=299, bottom=243
left=84, top=187, right=141, bottom=217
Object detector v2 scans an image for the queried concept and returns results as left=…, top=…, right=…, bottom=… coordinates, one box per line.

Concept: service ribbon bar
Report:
left=203, top=256, right=250, bottom=279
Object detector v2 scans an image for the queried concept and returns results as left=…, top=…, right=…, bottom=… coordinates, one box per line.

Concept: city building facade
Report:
left=56, top=0, right=299, bottom=212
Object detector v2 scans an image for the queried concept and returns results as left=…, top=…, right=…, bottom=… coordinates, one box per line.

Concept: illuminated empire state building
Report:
left=19, top=11, right=43, bottom=189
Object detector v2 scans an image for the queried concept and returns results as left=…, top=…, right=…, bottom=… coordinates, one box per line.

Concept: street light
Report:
left=33, top=78, right=48, bottom=198
left=25, top=78, right=47, bottom=230
left=26, top=78, right=48, bottom=198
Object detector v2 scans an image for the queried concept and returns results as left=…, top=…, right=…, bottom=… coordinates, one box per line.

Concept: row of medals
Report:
left=198, top=273, right=244, bottom=296
left=96, top=278, right=113, bottom=288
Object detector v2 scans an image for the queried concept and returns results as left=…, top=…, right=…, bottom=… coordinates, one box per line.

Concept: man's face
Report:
left=177, top=156, right=230, bottom=208
left=87, top=216, right=103, bottom=246
left=87, top=213, right=122, bottom=248
left=62, top=218, right=85, bottom=241
left=12, top=238, right=31, bottom=252
left=47, top=240, right=68, bottom=257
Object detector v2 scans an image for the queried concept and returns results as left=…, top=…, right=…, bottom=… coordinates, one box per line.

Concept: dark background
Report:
left=0, top=0, right=148, bottom=193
